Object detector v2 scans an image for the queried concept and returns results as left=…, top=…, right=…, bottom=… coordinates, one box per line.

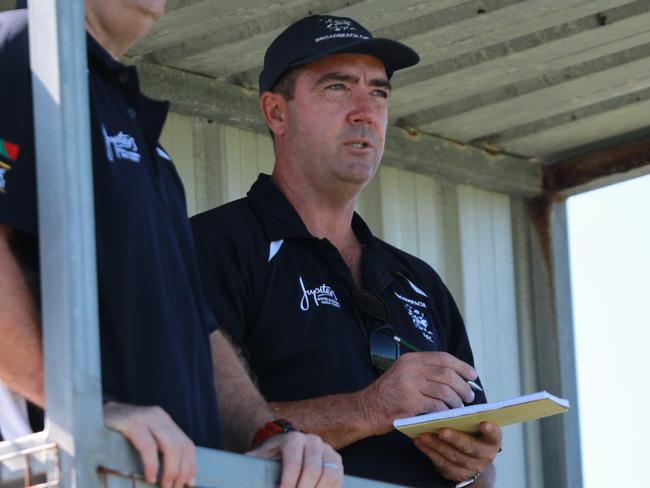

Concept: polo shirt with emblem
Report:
left=191, top=173, right=486, bottom=487
left=0, top=9, right=222, bottom=448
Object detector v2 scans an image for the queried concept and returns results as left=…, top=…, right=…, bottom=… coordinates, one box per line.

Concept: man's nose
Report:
left=347, top=92, right=376, bottom=126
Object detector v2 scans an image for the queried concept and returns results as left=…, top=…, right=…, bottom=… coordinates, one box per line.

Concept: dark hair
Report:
left=270, top=66, right=304, bottom=101
left=266, top=66, right=305, bottom=141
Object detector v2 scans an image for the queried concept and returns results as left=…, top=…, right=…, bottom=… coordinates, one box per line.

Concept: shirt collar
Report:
left=86, top=33, right=169, bottom=145
left=248, top=173, right=380, bottom=244
left=247, top=173, right=312, bottom=241
left=247, top=174, right=395, bottom=291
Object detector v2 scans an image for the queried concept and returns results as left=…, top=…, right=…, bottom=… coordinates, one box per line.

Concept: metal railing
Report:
left=0, top=431, right=398, bottom=488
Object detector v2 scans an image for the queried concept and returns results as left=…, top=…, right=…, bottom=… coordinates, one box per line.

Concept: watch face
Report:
left=274, top=419, right=296, bottom=433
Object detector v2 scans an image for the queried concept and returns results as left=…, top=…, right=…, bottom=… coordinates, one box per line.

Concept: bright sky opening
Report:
left=568, top=173, right=650, bottom=488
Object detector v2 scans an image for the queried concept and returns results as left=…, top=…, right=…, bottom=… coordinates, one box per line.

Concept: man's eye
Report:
left=373, top=89, right=389, bottom=99
left=326, top=83, right=347, bottom=91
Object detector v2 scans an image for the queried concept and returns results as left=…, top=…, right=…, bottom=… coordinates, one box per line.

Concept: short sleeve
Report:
left=0, top=11, right=37, bottom=236
left=191, top=210, right=252, bottom=348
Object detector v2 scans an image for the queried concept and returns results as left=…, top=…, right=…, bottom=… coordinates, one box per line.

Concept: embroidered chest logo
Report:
left=102, top=125, right=141, bottom=163
left=0, top=137, right=20, bottom=194
left=394, top=291, right=435, bottom=344
left=299, top=277, right=341, bottom=311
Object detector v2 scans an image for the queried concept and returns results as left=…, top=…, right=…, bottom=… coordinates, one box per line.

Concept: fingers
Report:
left=295, top=434, right=323, bottom=488
left=316, top=449, right=343, bottom=488
left=147, top=407, right=195, bottom=488
left=479, top=422, right=502, bottom=448
left=391, top=353, right=476, bottom=407
left=249, top=432, right=342, bottom=488
left=413, top=424, right=503, bottom=482
left=104, top=402, right=196, bottom=488
left=121, top=419, right=160, bottom=483
left=419, top=379, right=470, bottom=409
left=279, top=432, right=342, bottom=488
left=419, top=352, right=478, bottom=383
left=414, top=435, right=476, bottom=482
left=277, top=433, right=305, bottom=488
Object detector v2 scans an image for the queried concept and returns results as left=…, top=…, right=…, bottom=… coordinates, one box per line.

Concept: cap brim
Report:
left=262, top=38, right=419, bottom=92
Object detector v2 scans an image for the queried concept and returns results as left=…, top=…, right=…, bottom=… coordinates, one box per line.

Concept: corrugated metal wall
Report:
left=161, top=112, right=535, bottom=488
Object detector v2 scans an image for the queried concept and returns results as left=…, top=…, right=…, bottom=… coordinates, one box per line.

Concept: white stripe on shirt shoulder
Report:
left=268, top=239, right=284, bottom=262
left=157, top=147, right=172, bottom=161
left=406, top=277, right=428, bottom=297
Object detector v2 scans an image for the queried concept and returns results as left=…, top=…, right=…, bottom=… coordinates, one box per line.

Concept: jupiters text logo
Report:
left=102, top=125, right=141, bottom=163
left=299, top=277, right=341, bottom=311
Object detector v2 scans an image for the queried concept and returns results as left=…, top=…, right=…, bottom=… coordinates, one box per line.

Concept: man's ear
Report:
left=260, top=92, right=288, bottom=138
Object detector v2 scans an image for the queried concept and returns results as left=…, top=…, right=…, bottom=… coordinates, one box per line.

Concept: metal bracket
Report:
left=0, top=441, right=60, bottom=487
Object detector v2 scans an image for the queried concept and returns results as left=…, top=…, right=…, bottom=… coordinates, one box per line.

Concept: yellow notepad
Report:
left=394, top=391, right=569, bottom=438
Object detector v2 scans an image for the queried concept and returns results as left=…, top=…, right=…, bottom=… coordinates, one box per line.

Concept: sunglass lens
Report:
left=370, top=330, right=399, bottom=371
left=352, top=290, right=390, bottom=322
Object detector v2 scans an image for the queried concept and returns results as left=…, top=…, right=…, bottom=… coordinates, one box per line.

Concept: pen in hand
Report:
left=392, top=334, right=484, bottom=393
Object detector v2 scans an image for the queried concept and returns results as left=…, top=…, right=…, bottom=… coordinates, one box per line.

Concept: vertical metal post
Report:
left=28, top=1, right=104, bottom=487
left=529, top=201, right=583, bottom=488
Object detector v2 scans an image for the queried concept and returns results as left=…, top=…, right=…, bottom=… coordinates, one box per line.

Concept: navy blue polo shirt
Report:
left=0, top=10, right=222, bottom=448
left=192, top=174, right=486, bottom=486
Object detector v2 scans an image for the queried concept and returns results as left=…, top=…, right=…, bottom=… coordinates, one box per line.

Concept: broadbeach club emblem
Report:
left=324, top=18, right=355, bottom=32
left=299, top=277, right=341, bottom=311
left=316, top=18, right=368, bottom=43
left=395, top=291, right=436, bottom=344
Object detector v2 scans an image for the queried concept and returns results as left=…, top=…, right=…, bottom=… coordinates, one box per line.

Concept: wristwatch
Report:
left=251, top=418, right=298, bottom=449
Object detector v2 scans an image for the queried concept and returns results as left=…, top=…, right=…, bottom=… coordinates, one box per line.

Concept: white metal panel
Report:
left=371, top=165, right=447, bottom=276
left=457, top=185, right=527, bottom=487
left=223, top=125, right=275, bottom=200
left=160, top=112, right=196, bottom=215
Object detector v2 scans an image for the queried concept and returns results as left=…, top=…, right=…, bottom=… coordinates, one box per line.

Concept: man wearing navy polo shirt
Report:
left=192, top=15, right=502, bottom=487
left=0, top=3, right=343, bottom=488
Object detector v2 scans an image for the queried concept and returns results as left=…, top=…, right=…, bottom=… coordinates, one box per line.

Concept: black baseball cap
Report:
left=259, top=15, right=420, bottom=94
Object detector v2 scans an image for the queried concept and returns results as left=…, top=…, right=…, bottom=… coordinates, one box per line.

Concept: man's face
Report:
left=283, top=53, right=390, bottom=190
left=85, top=0, right=165, bottom=41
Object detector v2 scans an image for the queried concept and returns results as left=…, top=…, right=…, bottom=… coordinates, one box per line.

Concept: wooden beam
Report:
left=132, top=60, right=542, bottom=196
left=542, top=136, right=650, bottom=196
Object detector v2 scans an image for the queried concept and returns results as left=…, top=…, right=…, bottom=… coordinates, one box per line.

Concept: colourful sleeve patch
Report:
left=0, top=138, right=20, bottom=162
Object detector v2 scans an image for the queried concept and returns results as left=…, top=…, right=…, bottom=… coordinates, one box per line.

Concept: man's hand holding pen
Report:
left=356, top=351, right=482, bottom=435
left=355, top=349, right=502, bottom=487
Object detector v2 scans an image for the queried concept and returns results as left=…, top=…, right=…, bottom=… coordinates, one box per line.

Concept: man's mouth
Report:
left=345, top=140, right=372, bottom=149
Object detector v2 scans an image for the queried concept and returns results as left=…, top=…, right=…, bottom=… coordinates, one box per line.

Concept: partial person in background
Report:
left=0, top=2, right=342, bottom=487
left=192, top=14, right=502, bottom=488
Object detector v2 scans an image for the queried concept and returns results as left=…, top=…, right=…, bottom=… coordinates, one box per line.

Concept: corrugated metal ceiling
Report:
left=5, top=0, right=650, bottom=166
